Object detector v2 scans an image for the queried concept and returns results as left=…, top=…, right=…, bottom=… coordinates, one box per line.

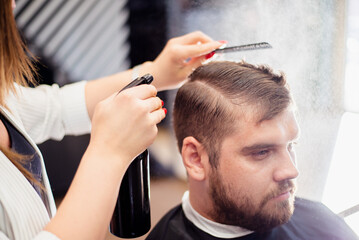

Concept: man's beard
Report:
left=208, top=170, right=296, bottom=232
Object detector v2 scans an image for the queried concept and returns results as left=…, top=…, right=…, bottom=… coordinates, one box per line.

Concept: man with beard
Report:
left=146, top=61, right=358, bottom=240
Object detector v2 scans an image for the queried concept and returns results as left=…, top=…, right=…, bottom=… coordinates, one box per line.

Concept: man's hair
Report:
left=173, top=61, right=292, bottom=168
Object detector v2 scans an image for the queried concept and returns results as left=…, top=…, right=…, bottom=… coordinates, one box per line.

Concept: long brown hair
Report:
left=0, top=0, right=41, bottom=187
left=0, top=0, right=37, bottom=103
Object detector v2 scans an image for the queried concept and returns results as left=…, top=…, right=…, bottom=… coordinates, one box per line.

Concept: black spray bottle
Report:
left=110, top=74, right=153, bottom=238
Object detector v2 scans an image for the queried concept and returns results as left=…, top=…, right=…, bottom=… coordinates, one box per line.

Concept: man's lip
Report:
left=272, top=189, right=292, bottom=201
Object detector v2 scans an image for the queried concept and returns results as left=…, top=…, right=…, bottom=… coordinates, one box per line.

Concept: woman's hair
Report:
left=0, top=0, right=42, bottom=188
left=173, top=61, right=292, bottom=168
left=0, top=0, right=37, bottom=105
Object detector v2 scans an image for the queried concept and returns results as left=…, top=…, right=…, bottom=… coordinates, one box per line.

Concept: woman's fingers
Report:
left=116, top=85, right=166, bottom=123
left=143, top=96, right=163, bottom=112
left=143, top=96, right=166, bottom=124
left=166, top=31, right=224, bottom=63
left=150, top=107, right=167, bottom=125
left=120, top=84, right=157, bottom=100
left=172, top=31, right=214, bottom=45
left=180, top=41, right=223, bottom=59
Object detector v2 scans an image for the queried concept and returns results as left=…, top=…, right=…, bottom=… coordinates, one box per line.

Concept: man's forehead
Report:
left=229, top=107, right=299, bottom=141
left=230, top=103, right=267, bottom=127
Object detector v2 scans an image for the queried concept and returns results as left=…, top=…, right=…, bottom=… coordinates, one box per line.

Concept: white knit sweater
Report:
left=0, top=81, right=91, bottom=240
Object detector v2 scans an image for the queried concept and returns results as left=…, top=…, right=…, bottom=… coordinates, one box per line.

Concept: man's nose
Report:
left=273, top=149, right=299, bottom=182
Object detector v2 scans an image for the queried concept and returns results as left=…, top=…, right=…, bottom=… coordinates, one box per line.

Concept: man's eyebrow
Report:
left=241, top=144, right=278, bottom=154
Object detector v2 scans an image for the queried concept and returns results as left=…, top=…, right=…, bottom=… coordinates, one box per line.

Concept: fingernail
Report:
left=205, top=51, right=215, bottom=59
left=163, top=108, right=167, bottom=115
left=161, top=100, right=164, bottom=106
left=218, top=40, right=228, bottom=44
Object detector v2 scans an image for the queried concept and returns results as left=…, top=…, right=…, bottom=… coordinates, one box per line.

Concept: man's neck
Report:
left=188, top=185, right=214, bottom=221
left=182, top=191, right=253, bottom=238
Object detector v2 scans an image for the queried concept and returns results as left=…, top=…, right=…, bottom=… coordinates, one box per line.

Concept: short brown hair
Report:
left=173, top=61, right=291, bottom=168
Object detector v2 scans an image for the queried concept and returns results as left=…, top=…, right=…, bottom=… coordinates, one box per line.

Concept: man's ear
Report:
left=181, top=136, right=209, bottom=181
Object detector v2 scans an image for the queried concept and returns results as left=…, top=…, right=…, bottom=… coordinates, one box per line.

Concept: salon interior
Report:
left=13, top=0, right=359, bottom=238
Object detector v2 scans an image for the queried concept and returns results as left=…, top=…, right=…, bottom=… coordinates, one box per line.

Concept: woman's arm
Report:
left=84, top=31, right=223, bottom=119
left=44, top=84, right=165, bottom=240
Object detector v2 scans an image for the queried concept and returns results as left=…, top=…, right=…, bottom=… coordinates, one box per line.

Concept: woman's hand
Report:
left=46, top=85, right=165, bottom=240
left=88, top=84, right=165, bottom=167
left=141, top=31, right=225, bottom=91
left=84, top=31, right=224, bottom=119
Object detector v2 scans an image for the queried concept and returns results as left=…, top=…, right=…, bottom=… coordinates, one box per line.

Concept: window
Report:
left=322, top=0, right=359, bottom=235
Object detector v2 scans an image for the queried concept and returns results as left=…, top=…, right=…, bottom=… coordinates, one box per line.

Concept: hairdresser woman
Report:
left=0, top=0, right=223, bottom=239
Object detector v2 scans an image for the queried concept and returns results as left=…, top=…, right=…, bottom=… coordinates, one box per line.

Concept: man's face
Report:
left=207, top=108, right=299, bottom=231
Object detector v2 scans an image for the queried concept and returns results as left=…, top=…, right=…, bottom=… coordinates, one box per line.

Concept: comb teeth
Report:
left=214, top=42, right=272, bottom=53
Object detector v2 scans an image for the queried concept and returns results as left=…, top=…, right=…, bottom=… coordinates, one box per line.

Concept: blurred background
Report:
left=14, top=0, right=359, bottom=238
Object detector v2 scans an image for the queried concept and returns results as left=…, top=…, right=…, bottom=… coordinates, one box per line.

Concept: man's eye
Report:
left=252, top=150, right=270, bottom=160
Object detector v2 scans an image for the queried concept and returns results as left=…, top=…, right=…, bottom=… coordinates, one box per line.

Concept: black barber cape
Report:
left=146, top=198, right=358, bottom=240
